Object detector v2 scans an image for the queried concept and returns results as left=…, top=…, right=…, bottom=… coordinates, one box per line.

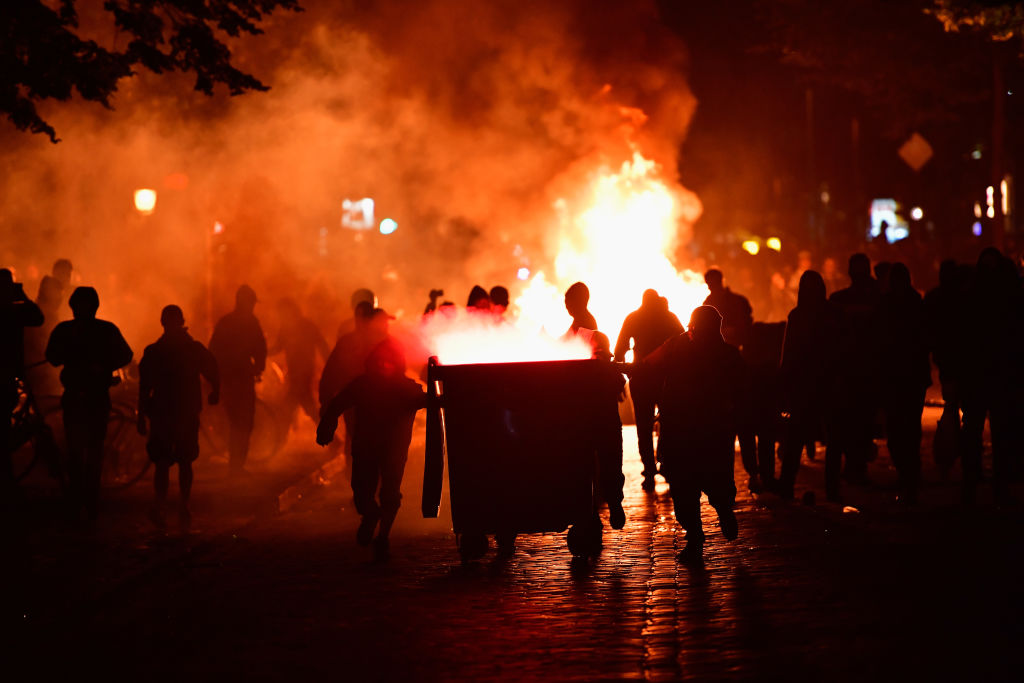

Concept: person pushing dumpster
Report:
left=643, top=305, right=746, bottom=564
left=316, top=337, right=426, bottom=561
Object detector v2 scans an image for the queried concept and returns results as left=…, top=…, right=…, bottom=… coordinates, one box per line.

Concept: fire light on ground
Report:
left=515, top=150, right=707, bottom=340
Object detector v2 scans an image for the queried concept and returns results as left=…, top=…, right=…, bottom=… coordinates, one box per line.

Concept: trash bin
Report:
left=422, top=356, right=608, bottom=560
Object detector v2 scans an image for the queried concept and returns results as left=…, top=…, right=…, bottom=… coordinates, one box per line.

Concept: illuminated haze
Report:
left=0, top=0, right=698, bottom=351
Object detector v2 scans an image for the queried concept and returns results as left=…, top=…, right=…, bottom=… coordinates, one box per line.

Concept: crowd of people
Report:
left=2, top=244, right=1022, bottom=564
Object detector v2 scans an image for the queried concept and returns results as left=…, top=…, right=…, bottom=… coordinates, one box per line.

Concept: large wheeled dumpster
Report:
left=422, top=357, right=611, bottom=561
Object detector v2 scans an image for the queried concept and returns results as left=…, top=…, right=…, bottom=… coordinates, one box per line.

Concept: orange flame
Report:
left=515, top=150, right=707, bottom=343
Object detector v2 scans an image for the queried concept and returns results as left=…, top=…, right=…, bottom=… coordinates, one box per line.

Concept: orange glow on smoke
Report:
left=421, top=309, right=592, bottom=365
left=515, top=151, right=707, bottom=339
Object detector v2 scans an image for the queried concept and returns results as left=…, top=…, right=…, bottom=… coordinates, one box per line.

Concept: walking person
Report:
left=45, top=286, right=133, bottom=520
left=614, top=289, right=683, bottom=491
left=209, top=285, right=266, bottom=477
left=137, top=305, right=220, bottom=529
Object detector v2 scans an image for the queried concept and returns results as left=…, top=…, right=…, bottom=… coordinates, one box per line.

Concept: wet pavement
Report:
left=8, top=410, right=1024, bottom=681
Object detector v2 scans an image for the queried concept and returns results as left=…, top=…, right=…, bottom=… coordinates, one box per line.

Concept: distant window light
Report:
left=134, top=188, right=157, bottom=215
left=379, top=218, right=398, bottom=235
left=341, top=198, right=375, bottom=230
left=972, top=221, right=983, bottom=236
left=910, top=207, right=924, bottom=221
left=765, top=237, right=782, bottom=251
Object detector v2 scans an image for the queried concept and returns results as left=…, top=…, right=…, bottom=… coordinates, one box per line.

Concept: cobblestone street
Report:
left=9, top=414, right=1024, bottom=681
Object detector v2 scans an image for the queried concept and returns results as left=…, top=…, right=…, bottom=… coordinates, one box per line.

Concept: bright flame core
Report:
left=515, top=151, right=707, bottom=339
left=422, top=309, right=592, bottom=365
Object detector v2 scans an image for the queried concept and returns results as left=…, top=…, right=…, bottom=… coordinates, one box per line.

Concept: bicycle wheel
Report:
left=102, top=406, right=150, bottom=489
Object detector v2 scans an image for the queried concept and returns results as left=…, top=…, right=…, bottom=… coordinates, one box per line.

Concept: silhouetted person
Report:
left=423, top=289, right=444, bottom=316
left=738, top=321, right=786, bottom=494
left=960, top=248, right=1022, bottom=505
left=467, top=285, right=491, bottom=310
left=614, top=288, right=683, bottom=490
left=137, top=305, right=220, bottom=529
left=644, top=306, right=744, bottom=563
left=209, top=285, right=267, bottom=476
left=874, top=261, right=892, bottom=295
left=489, top=286, right=510, bottom=318
left=271, top=297, right=329, bottom=427
left=703, top=268, right=753, bottom=348
left=778, top=271, right=837, bottom=499
left=1, top=269, right=44, bottom=493
left=924, top=260, right=966, bottom=473
left=319, top=305, right=390, bottom=467
left=25, top=259, right=73, bottom=398
left=877, top=263, right=930, bottom=503
left=45, top=286, right=132, bottom=519
left=564, top=282, right=597, bottom=336
left=592, top=332, right=626, bottom=529
left=317, top=338, right=426, bottom=561
left=826, top=253, right=881, bottom=491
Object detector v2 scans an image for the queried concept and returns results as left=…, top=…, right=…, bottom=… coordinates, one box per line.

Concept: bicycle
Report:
left=9, top=375, right=63, bottom=485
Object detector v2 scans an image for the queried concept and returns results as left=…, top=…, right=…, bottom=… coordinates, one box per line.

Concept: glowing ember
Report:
left=421, top=308, right=592, bottom=366
left=514, top=151, right=707, bottom=339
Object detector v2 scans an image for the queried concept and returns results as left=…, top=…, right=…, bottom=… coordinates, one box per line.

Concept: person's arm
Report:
left=137, top=352, right=152, bottom=434
left=613, top=316, right=632, bottom=363
left=253, top=323, right=268, bottom=375
left=107, top=325, right=133, bottom=371
left=44, top=324, right=66, bottom=367
left=316, top=379, right=357, bottom=445
left=200, top=344, right=220, bottom=405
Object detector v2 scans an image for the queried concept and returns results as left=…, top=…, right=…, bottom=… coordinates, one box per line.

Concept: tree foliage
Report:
left=928, top=0, right=1024, bottom=48
left=0, top=0, right=301, bottom=143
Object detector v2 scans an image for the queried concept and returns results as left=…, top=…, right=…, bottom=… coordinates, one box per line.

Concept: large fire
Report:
left=422, top=149, right=707, bottom=366
left=515, top=151, right=707, bottom=344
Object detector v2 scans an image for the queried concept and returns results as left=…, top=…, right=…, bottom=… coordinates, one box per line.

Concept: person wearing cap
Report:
left=642, top=305, right=746, bottom=563
left=137, top=305, right=220, bottom=529
left=209, top=285, right=267, bottom=476
left=316, top=338, right=426, bottom=561
left=45, top=286, right=133, bottom=520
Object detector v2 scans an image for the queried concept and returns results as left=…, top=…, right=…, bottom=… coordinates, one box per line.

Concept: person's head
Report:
left=69, top=286, right=100, bottom=320
left=704, top=268, right=724, bottom=291
left=489, top=286, right=509, bottom=313
left=797, top=270, right=827, bottom=309
left=160, top=304, right=186, bottom=331
left=467, top=285, right=490, bottom=310
left=564, top=282, right=590, bottom=316
left=889, top=262, right=912, bottom=293
left=797, top=250, right=813, bottom=270
left=350, top=288, right=376, bottom=311
left=52, top=259, right=72, bottom=286
left=592, top=331, right=612, bottom=361
left=365, top=338, right=406, bottom=377
left=688, top=305, right=723, bottom=344
left=822, top=256, right=838, bottom=277
left=235, top=284, right=258, bottom=313
left=353, top=300, right=374, bottom=329
left=938, top=259, right=957, bottom=289
left=874, top=261, right=892, bottom=290
left=847, top=253, right=872, bottom=284
left=641, top=288, right=659, bottom=308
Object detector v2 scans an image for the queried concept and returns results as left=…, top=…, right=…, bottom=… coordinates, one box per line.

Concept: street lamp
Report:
left=134, top=188, right=157, bottom=215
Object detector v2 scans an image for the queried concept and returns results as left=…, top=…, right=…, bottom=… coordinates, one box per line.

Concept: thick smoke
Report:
left=0, top=0, right=696, bottom=349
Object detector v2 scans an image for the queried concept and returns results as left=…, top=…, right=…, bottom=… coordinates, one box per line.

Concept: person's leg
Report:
left=350, top=451, right=381, bottom=545
left=778, top=411, right=807, bottom=499
left=225, top=382, right=255, bottom=474
left=667, top=471, right=704, bottom=550
left=824, top=412, right=844, bottom=501
left=82, top=401, right=110, bottom=520
left=1, top=381, right=18, bottom=497
left=758, top=420, right=778, bottom=488
left=62, top=403, right=86, bottom=514
left=151, top=463, right=170, bottom=527
left=597, top=417, right=626, bottom=528
left=630, top=380, right=658, bottom=488
left=960, top=390, right=986, bottom=503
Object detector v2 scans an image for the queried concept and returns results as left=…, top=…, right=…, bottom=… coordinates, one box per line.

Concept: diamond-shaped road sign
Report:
left=898, top=132, right=933, bottom=171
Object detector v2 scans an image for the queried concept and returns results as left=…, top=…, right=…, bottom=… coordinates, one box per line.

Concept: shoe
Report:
left=677, top=542, right=704, bottom=564
left=496, top=532, right=517, bottom=558
left=356, top=514, right=379, bottom=547
left=747, top=476, right=763, bottom=494
left=608, top=502, right=626, bottom=530
left=719, top=509, right=738, bottom=541
left=373, top=536, right=390, bottom=562
left=641, top=476, right=656, bottom=492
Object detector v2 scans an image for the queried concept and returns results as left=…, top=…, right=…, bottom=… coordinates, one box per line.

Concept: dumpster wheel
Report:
left=567, top=520, right=603, bottom=557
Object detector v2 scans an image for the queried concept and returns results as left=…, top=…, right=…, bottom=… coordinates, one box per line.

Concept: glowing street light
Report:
left=134, top=188, right=157, bottom=215
left=765, top=237, right=782, bottom=252
left=910, top=207, right=924, bottom=221
left=741, top=239, right=760, bottom=256
left=379, top=218, right=398, bottom=235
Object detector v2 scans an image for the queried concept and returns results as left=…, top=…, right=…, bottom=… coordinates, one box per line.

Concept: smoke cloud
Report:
left=0, top=0, right=696, bottom=350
